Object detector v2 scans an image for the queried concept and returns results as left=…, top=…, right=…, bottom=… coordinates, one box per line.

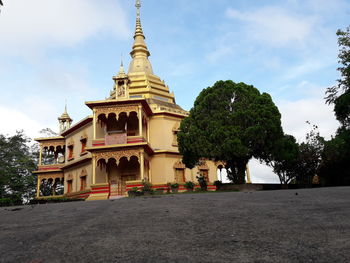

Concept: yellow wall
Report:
left=64, top=163, right=92, bottom=193
left=150, top=153, right=218, bottom=185
left=65, top=123, right=93, bottom=163
left=148, top=115, right=182, bottom=151
left=63, top=123, right=93, bottom=193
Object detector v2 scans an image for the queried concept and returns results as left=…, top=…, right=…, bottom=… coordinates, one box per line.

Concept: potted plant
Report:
left=196, top=175, right=207, bottom=191
left=141, top=180, right=153, bottom=196
left=214, top=180, right=223, bottom=191
left=184, top=181, right=195, bottom=192
left=170, top=183, right=179, bottom=193
left=128, top=187, right=139, bottom=197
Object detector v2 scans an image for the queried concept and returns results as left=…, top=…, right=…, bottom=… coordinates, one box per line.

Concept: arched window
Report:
left=174, top=161, right=186, bottom=183
left=198, top=162, right=209, bottom=182
left=80, top=169, right=88, bottom=191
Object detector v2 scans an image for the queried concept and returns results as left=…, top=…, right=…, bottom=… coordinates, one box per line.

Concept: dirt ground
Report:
left=0, top=187, right=349, bottom=263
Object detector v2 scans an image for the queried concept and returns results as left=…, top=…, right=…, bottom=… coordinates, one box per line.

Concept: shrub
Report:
left=141, top=181, right=154, bottom=195
left=184, top=181, right=195, bottom=191
left=155, top=188, right=165, bottom=194
left=29, top=197, right=84, bottom=204
left=128, top=187, right=140, bottom=197
left=214, top=180, right=223, bottom=191
left=0, top=198, right=13, bottom=207
left=170, top=183, right=179, bottom=193
left=196, top=175, right=207, bottom=191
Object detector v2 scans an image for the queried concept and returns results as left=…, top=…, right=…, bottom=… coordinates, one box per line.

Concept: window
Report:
left=199, top=170, right=209, bottom=182
left=172, top=122, right=180, bottom=147
left=68, top=145, right=74, bottom=160
left=80, top=138, right=87, bottom=154
left=80, top=176, right=87, bottom=191
left=67, top=180, right=73, bottom=193
left=175, top=168, right=185, bottom=183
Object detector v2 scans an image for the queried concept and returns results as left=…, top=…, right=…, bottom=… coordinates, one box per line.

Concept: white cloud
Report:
left=283, top=60, right=325, bottom=80
left=249, top=159, right=279, bottom=184
left=0, top=0, right=131, bottom=56
left=226, top=6, right=316, bottom=47
left=0, top=106, right=55, bottom=139
left=217, top=158, right=279, bottom=184
left=277, top=96, right=338, bottom=142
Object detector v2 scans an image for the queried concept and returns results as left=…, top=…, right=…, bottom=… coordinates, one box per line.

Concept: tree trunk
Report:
left=237, top=160, right=247, bottom=184
left=226, top=159, right=248, bottom=184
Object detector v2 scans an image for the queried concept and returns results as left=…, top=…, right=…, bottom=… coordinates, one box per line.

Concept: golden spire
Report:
left=58, top=102, right=73, bottom=133
left=116, top=59, right=127, bottom=78
left=128, top=0, right=154, bottom=74
left=59, top=101, right=72, bottom=120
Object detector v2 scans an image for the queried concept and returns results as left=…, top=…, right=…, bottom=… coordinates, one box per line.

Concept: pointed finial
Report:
left=119, top=57, right=125, bottom=75
left=136, top=0, right=141, bottom=19
left=64, top=99, right=67, bottom=113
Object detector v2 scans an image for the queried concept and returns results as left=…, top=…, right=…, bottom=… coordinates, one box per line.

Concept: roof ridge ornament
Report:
left=136, top=0, right=141, bottom=19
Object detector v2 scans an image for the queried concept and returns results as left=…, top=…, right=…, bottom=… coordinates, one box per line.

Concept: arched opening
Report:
left=97, top=112, right=140, bottom=145
left=107, top=156, right=140, bottom=197
left=42, top=145, right=65, bottom=165
left=40, top=178, right=54, bottom=196
left=54, top=177, right=64, bottom=195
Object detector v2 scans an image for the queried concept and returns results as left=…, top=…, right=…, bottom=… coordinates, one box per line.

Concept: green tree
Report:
left=178, top=80, right=283, bottom=184
left=320, top=128, right=350, bottom=186
left=268, top=134, right=299, bottom=185
left=0, top=131, right=37, bottom=206
left=326, top=26, right=350, bottom=128
left=321, top=25, right=350, bottom=186
left=295, top=123, right=325, bottom=185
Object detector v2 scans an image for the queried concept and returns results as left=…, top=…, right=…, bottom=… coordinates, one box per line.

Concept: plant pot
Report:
left=128, top=191, right=137, bottom=197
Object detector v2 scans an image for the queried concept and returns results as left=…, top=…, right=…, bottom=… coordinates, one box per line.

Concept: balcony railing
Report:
left=92, top=134, right=146, bottom=147
left=38, top=164, right=64, bottom=171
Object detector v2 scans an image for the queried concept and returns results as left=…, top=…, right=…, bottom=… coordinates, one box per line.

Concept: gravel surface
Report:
left=0, top=187, right=349, bottom=263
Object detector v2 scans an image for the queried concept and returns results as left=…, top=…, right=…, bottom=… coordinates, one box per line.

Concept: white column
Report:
left=246, top=164, right=252, bottom=184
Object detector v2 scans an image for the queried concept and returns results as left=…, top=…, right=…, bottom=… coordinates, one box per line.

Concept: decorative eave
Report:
left=85, top=98, right=153, bottom=116
left=86, top=142, right=154, bottom=156
left=61, top=116, right=93, bottom=137
left=35, top=136, right=65, bottom=143
left=61, top=157, right=92, bottom=170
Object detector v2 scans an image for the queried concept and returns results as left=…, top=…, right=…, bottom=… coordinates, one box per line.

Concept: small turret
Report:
left=109, top=61, right=130, bottom=100
left=58, top=104, right=73, bottom=133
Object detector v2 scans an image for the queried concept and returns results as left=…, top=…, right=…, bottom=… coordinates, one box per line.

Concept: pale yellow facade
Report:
left=33, top=1, right=220, bottom=200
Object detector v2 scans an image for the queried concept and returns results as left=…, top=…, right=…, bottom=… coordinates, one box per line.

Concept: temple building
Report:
left=33, top=1, right=225, bottom=200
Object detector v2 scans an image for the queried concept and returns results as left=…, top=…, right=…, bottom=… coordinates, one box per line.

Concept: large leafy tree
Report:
left=320, top=26, right=350, bottom=186
left=268, top=134, right=299, bottom=185
left=178, top=80, right=283, bottom=184
left=326, top=26, right=350, bottom=128
left=295, top=123, right=325, bottom=185
left=0, top=131, right=37, bottom=205
left=320, top=128, right=350, bottom=185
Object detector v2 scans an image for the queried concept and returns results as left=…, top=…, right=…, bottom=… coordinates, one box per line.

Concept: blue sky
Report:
left=0, top=0, right=349, bottom=182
